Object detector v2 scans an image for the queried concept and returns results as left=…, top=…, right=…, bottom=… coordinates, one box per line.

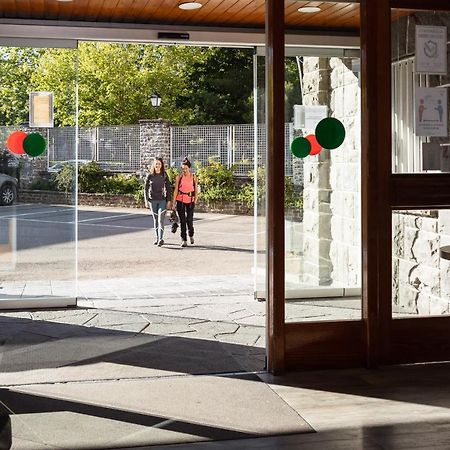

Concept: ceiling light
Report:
left=298, top=6, right=321, bottom=13
left=178, top=2, right=203, bottom=10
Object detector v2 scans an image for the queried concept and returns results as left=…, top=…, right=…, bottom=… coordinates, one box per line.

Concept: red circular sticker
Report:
left=6, top=131, right=27, bottom=155
left=306, top=134, right=322, bottom=156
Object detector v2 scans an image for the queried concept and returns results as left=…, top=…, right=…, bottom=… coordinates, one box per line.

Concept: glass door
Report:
left=253, top=45, right=362, bottom=319
left=0, top=41, right=78, bottom=309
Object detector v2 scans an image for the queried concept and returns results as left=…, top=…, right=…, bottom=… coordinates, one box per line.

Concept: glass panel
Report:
left=254, top=53, right=267, bottom=298
left=393, top=209, right=450, bottom=317
left=0, top=46, right=78, bottom=304
left=284, top=2, right=362, bottom=323
left=392, top=10, right=450, bottom=173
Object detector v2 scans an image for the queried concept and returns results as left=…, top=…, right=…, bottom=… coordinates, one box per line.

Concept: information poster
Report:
left=293, top=105, right=328, bottom=130
left=415, top=25, right=447, bottom=75
left=415, top=87, right=448, bottom=137
left=29, top=92, right=54, bottom=128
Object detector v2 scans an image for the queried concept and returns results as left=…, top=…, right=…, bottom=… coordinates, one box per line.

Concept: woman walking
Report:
left=144, top=157, right=172, bottom=246
left=172, top=157, right=198, bottom=248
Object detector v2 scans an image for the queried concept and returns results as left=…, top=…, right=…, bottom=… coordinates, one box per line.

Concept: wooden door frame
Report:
left=266, top=0, right=450, bottom=373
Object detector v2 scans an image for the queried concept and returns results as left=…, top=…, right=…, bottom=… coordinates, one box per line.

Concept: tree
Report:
left=176, top=47, right=254, bottom=124
left=31, top=43, right=210, bottom=126
left=0, top=47, right=43, bottom=126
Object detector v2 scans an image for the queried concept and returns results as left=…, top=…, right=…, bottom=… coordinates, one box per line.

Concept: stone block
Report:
left=430, top=295, right=450, bottom=316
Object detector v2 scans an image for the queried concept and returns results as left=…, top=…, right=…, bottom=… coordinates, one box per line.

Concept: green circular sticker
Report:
left=290, top=136, right=311, bottom=158
left=315, top=118, right=346, bottom=150
left=23, top=133, right=46, bottom=157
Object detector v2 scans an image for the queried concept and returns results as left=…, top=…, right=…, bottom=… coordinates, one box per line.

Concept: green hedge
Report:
left=32, top=160, right=303, bottom=212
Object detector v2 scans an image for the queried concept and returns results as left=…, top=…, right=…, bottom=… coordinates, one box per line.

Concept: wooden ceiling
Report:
left=0, top=1, right=362, bottom=32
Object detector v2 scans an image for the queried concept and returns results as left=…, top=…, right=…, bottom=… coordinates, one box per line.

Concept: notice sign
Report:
left=415, top=87, right=448, bottom=137
left=415, top=26, right=447, bottom=75
left=29, top=92, right=53, bottom=128
left=293, top=105, right=328, bottom=130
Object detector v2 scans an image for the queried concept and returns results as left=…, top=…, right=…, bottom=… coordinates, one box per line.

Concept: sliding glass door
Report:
left=0, top=41, right=78, bottom=309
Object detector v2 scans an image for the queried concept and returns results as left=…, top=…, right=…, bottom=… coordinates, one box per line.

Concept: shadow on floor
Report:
left=0, top=312, right=265, bottom=375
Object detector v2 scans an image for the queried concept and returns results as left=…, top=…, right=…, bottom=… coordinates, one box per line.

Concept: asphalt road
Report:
left=0, top=203, right=254, bottom=282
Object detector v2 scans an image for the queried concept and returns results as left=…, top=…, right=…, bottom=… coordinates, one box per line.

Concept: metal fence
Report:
left=48, top=125, right=140, bottom=172
left=2, top=123, right=297, bottom=177
left=171, top=123, right=294, bottom=176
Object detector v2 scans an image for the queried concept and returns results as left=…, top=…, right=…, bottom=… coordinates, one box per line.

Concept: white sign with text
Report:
left=415, top=87, right=448, bottom=137
left=415, top=25, right=447, bottom=75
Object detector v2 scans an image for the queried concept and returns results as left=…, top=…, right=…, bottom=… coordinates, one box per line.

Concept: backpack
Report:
left=178, top=174, right=199, bottom=197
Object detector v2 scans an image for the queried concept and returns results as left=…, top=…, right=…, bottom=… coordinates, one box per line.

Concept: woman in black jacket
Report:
left=144, top=157, right=172, bottom=246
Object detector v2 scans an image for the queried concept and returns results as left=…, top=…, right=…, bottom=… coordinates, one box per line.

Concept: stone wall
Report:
left=139, top=119, right=171, bottom=170
left=393, top=211, right=450, bottom=315
left=18, top=189, right=256, bottom=216
left=328, top=58, right=361, bottom=287
left=299, top=57, right=361, bottom=288
left=300, top=57, right=333, bottom=285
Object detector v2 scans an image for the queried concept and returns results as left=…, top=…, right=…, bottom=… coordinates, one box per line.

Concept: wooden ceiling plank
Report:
left=83, top=0, right=109, bottom=21
left=122, top=0, right=152, bottom=22
left=110, top=0, right=139, bottom=22
left=132, top=0, right=167, bottom=24
left=324, top=3, right=359, bottom=26
left=192, top=0, right=253, bottom=26
left=176, top=0, right=229, bottom=25
left=284, top=1, right=338, bottom=20
left=221, top=0, right=268, bottom=26
left=286, top=3, right=345, bottom=29
left=233, top=2, right=266, bottom=26
left=287, top=2, right=351, bottom=27
left=0, top=0, right=366, bottom=30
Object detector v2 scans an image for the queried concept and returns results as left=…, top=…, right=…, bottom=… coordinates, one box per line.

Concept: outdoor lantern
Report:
left=150, top=93, right=162, bottom=107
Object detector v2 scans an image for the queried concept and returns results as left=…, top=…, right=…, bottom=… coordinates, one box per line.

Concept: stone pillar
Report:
left=139, top=119, right=171, bottom=171
left=301, top=57, right=333, bottom=285
left=328, top=58, right=361, bottom=288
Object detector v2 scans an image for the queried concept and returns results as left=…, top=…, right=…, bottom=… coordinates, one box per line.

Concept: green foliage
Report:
left=177, top=48, right=254, bottom=125
left=78, top=162, right=106, bottom=193
left=1, top=44, right=255, bottom=127
left=54, top=165, right=76, bottom=193
left=101, top=173, right=141, bottom=194
left=30, top=178, right=56, bottom=191
left=134, top=189, right=145, bottom=204
left=237, top=168, right=303, bottom=210
left=195, top=158, right=238, bottom=202
left=0, top=47, right=44, bottom=126
left=165, top=166, right=179, bottom=185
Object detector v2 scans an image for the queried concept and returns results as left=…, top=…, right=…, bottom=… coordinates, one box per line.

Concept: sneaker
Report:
left=153, top=240, right=158, bottom=245
left=158, top=239, right=165, bottom=246
left=180, top=240, right=187, bottom=248
left=190, top=237, right=194, bottom=245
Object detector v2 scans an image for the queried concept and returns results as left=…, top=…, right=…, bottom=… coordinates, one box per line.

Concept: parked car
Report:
left=48, top=160, right=92, bottom=173
left=0, top=173, right=18, bottom=206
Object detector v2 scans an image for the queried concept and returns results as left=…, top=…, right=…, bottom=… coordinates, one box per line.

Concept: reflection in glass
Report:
left=284, top=53, right=362, bottom=323
left=0, top=47, right=77, bottom=304
left=392, top=10, right=450, bottom=174
left=393, top=210, right=450, bottom=316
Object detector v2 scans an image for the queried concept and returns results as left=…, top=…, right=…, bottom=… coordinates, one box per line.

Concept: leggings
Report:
left=149, top=200, right=167, bottom=241
left=176, top=200, right=195, bottom=241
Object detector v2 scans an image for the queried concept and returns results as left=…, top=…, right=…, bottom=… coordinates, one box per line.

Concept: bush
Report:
left=195, top=158, right=238, bottom=202
left=54, top=164, right=76, bottom=193
left=78, top=162, right=106, bottom=193
left=237, top=168, right=303, bottom=210
left=30, top=178, right=57, bottom=191
left=102, top=173, right=141, bottom=194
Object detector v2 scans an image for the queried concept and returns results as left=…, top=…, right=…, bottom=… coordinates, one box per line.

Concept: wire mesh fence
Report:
left=171, top=123, right=295, bottom=177
left=1, top=123, right=299, bottom=179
